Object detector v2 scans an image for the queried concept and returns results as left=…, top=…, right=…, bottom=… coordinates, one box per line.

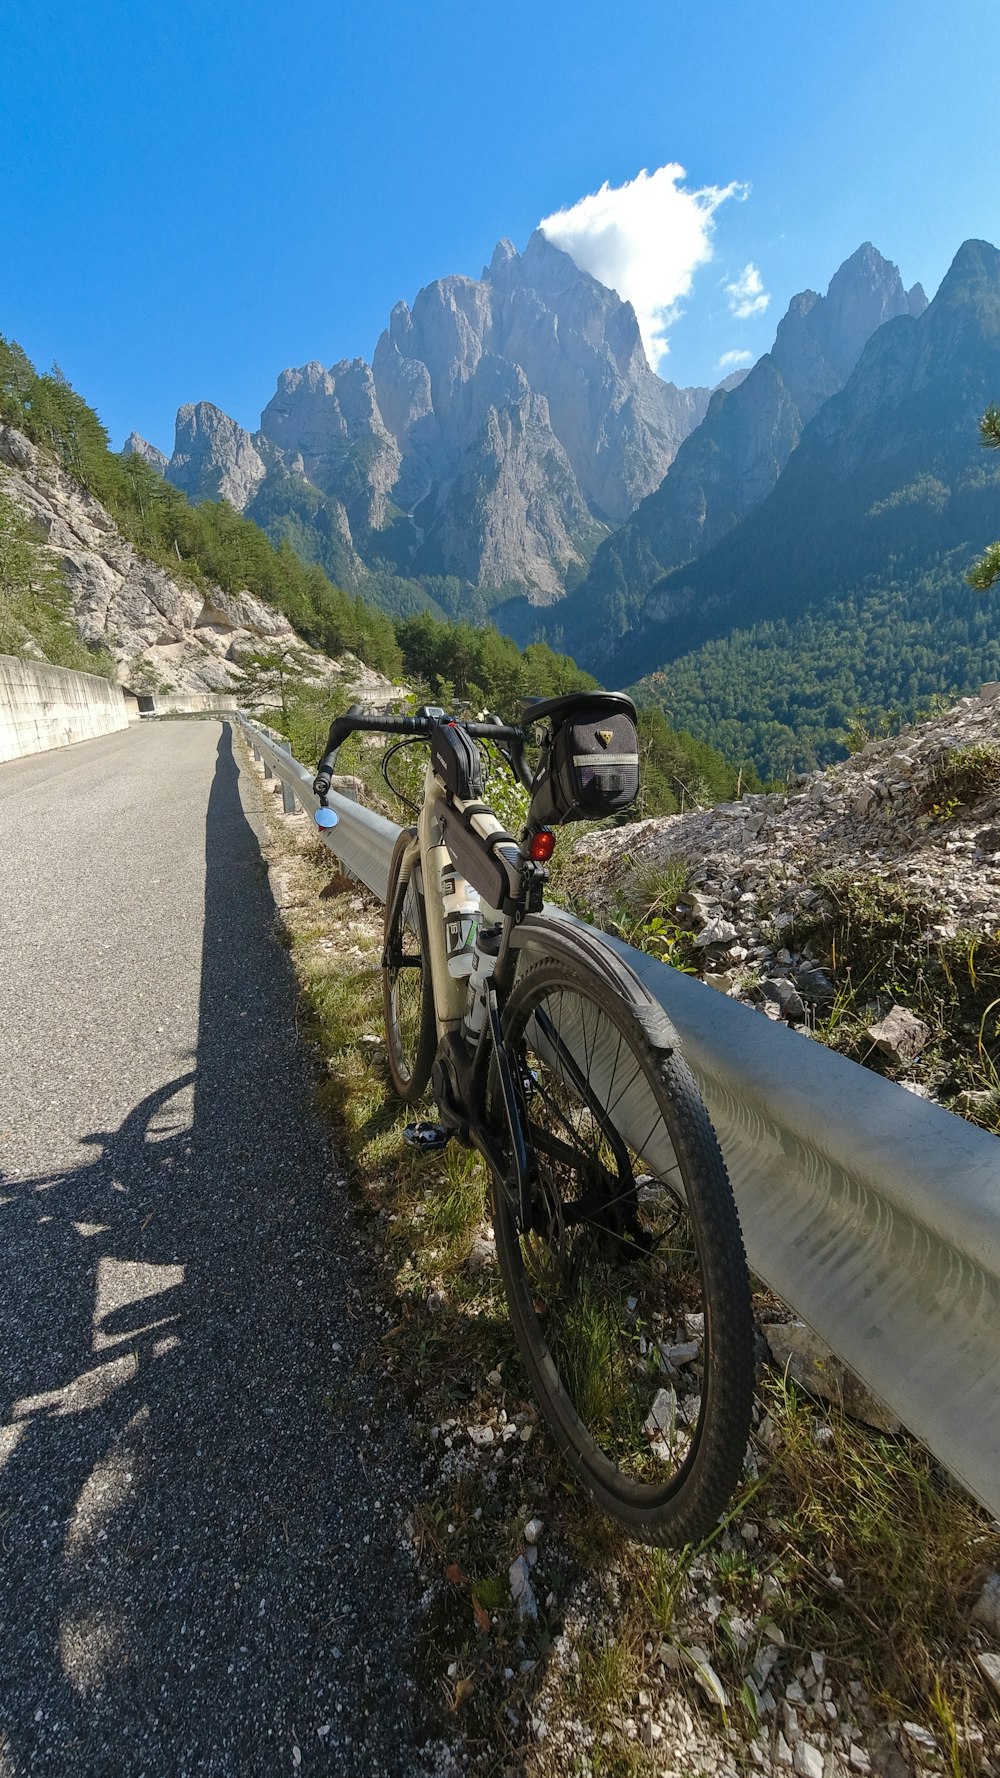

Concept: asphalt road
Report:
left=0, top=722, right=438, bottom=1777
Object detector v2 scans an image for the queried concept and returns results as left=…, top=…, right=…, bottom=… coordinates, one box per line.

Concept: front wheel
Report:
left=382, top=834, right=436, bottom=1102
left=489, top=957, right=754, bottom=1547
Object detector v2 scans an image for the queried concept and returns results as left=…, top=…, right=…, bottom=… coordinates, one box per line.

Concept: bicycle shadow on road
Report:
left=0, top=723, right=423, bottom=1777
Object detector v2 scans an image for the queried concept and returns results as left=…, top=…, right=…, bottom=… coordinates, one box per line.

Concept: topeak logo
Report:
left=596, top=729, right=614, bottom=747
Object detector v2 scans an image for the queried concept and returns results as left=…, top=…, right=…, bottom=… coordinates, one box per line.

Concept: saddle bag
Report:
left=529, top=697, right=640, bottom=826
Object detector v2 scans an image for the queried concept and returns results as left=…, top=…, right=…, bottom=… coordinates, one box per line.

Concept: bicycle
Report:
left=313, top=693, right=754, bottom=1546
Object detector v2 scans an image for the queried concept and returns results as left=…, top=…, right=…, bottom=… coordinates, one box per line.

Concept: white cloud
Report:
left=717, top=349, right=754, bottom=372
left=725, top=263, right=770, bottom=319
left=539, top=163, right=746, bottom=371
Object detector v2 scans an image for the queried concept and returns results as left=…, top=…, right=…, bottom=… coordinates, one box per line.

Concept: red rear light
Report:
left=529, top=829, right=556, bottom=862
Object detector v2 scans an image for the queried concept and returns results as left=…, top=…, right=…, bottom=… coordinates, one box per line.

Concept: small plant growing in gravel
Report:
left=607, top=860, right=700, bottom=974
left=922, top=741, right=1000, bottom=814
left=789, top=871, right=1000, bottom=1106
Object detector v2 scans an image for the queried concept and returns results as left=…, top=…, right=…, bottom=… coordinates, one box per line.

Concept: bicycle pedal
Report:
left=403, top=1122, right=452, bottom=1153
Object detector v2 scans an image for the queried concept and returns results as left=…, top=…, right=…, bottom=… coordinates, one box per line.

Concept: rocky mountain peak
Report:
left=814, top=242, right=913, bottom=383
left=169, top=402, right=269, bottom=511
left=484, top=238, right=518, bottom=278
left=557, top=239, right=924, bottom=663
left=161, top=229, right=724, bottom=602
left=932, top=238, right=1000, bottom=317
left=122, top=432, right=168, bottom=473
left=259, top=357, right=400, bottom=533
left=770, top=243, right=913, bottom=421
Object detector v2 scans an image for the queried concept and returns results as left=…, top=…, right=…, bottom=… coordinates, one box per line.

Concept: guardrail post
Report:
left=278, top=740, right=297, bottom=814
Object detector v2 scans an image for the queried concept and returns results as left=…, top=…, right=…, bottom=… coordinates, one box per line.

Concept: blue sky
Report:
left=3, top=0, right=999, bottom=453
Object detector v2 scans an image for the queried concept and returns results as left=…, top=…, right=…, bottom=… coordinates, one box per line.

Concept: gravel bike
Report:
left=313, top=693, right=754, bottom=1546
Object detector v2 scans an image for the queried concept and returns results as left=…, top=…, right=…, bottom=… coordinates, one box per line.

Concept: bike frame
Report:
left=386, top=754, right=548, bottom=1212
left=319, top=705, right=667, bottom=1222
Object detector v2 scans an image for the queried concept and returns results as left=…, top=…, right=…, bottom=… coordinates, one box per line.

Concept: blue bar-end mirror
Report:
left=314, top=806, right=340, bottom=830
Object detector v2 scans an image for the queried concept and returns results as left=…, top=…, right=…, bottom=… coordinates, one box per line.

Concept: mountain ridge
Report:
left=158, top=231, right=724, bottom=605
left=552, top=243, right=927, bottom=664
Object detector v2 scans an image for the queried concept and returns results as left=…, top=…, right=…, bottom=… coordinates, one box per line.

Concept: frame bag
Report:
left=431, top=720, right=484, bottom=800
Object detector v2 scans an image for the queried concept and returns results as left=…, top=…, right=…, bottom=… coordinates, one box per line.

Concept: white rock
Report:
left=508, top=1555, right=538, bottom=1621
left=664, top=1340, right=701, bottom=1366
left=523, top=1517, right=544, bottom=1544
left=696, top=918, right=739, bottom=948
left=902, top=1722, right=939, bottom=1758
left=865, top=1005, right=931, bottom=1065
left=975, top=1649, right=1000, bottom=1701
left=971, top=1571, right=1000, bottom=1639
left=465, top=1234, right=496, bottom=1275
left=681, top=1645, right=728, bottom=1709
left=792, top=1743, right=824, bottom=1778
left=644, top=1387, right=678, bottom=1438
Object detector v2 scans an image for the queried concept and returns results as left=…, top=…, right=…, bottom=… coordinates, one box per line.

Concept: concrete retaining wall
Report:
left=136, top=691, right=243, bottom=717
left=0, top=656, right=129, bottom=763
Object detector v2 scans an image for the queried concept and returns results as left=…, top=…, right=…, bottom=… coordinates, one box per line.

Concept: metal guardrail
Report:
left=234, top=714, right=1000, bottom=1520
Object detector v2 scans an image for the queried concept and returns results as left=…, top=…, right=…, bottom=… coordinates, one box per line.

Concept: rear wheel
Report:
left=382, top=835, right=436, bottom=1101
left=489, top=957, right=754, bottom=1546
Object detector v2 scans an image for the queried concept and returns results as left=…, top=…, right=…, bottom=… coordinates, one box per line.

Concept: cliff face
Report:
left=557, top=244, right=927, bottom=662
left=164, top=232, right=718, bottom=602
left=0, top=424, right=388, bottom=698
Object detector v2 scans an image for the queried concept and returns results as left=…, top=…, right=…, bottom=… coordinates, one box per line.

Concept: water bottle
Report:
left=440, top=865, right=479, bottom=979
left=463, top=925, right=502, bottom=1036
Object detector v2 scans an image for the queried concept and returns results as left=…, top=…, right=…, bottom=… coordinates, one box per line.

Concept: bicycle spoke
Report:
left=506, top=978, right=713, bottom=1489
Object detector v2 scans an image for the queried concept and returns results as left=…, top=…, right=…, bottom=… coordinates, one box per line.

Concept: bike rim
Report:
left=505, top=982, right=712, bottom=1502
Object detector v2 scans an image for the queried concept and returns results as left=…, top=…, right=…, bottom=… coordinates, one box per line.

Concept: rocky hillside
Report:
left=146, top=232, right=724, bottom=605
left=573, top=682, right=1000, bottom=1124
left=0, top=423, right=394, bottom=701
left=557, top=244, right=926, bottom=663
